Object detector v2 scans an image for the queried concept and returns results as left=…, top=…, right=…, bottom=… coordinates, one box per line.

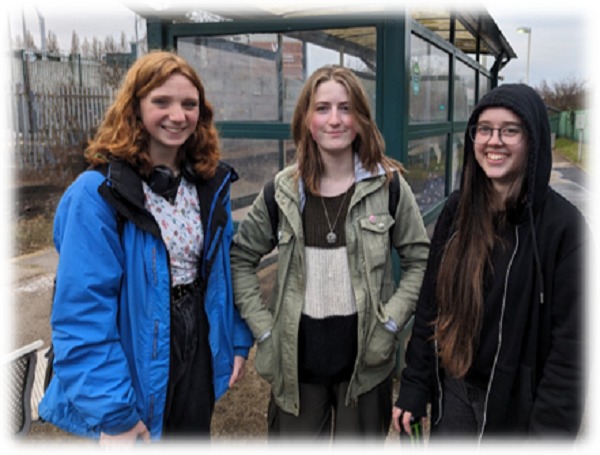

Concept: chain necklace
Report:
left=320, top=176, right=355, bottom=245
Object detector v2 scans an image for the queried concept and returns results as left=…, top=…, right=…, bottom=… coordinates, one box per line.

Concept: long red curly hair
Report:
left=86, top=50, right=220, bottom=178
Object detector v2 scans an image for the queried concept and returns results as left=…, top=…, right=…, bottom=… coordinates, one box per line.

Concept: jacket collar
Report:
left=99, top=159, right=235, bottom=242
left=105, top=159, right=146, bottom=211
left=278, top=153, right=386, bottom=211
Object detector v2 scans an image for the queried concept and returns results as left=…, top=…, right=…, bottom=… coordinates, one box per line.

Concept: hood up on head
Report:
left=463, top=83, right=552, bottom=305
left=463, top=83, right=552, bottom=214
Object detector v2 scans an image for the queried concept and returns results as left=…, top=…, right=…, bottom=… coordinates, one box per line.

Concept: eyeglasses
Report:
left=468, top=124, right=525, bottom=145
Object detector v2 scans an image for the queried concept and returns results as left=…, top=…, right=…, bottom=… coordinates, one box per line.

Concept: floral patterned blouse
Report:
left=142, top=177, right=203, bottom=286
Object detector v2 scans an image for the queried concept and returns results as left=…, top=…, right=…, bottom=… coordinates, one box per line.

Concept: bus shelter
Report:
left=132, top=4, right=517, bottom=227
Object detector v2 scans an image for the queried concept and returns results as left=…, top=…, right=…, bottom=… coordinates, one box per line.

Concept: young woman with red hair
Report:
left=39, top=51, right=253, bottom=444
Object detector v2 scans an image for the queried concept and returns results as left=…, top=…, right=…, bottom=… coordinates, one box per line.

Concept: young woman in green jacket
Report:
left=231, top=65, right=430, bottom=441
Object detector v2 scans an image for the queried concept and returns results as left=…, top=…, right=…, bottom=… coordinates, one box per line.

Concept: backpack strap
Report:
left=263, top=179, right=278, bottom=246
left=388, top=170, right=401, bottom=219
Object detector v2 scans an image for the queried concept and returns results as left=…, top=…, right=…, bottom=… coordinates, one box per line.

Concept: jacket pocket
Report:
left=276, top=228, right=294, bottom=248
left=363, top=321, right=397, bottom=367
left=359, top=213, right=395, bottom=270
left=254, top=336, right=275, bottom=383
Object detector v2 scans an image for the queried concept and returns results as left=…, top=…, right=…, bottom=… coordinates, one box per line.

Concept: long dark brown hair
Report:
left=435, top=110, right=528, bottom=378
left=291, top=65, right=402, bottom=194
left=86, top=50, right=220, bottom=179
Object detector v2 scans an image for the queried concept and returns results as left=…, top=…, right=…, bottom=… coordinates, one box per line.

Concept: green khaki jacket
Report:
left=231, top=161, right=430, bottom=416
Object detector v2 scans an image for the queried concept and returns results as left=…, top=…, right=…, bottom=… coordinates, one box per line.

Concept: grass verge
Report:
left=555, top=137, right=589, bottom=172
left=14, top=213, right=55, bottom=257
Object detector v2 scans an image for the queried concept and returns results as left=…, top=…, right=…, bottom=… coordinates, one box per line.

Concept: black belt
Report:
left=171, top=278, right=200, bottom=304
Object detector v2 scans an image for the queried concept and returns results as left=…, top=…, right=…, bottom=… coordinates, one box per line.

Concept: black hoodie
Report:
left=396, top=84, right=587, bottom=439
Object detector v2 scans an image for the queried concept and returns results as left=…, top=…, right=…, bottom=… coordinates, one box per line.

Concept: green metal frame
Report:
left=146, top=11, right=494, bottom=224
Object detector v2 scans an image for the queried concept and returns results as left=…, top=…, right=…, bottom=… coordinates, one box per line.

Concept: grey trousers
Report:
left=267, top=374, right=393, bottom=442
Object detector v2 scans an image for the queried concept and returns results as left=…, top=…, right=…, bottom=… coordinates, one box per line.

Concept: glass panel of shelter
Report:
left=409, top=33, right=450, bottom=124
left=221, top=137, right=297, bottom=223
left=178, top=28, right=376, bottom=124
left=177, top=27, right=377, bottom=213
left=176, top=25, right=488, bottom=215
left=405, top=134, right=447, bottom=215
left=454, top=58, right=477, bottom=121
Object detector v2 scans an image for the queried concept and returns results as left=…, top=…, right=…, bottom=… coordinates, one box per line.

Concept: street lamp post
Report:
left=517, top=27, right=532, bottom=85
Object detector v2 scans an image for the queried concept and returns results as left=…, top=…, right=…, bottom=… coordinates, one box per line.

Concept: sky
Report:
left=486, top=6, right=589, bottom=87
left=2, top=0, right=594, bottom=88
left=5, top=1, right=142, bottom=54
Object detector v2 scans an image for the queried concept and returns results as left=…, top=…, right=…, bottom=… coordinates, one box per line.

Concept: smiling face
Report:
left=473, top=107, right=528, bottom=198
left=139, top=73, right=200, bottom=167
left=308, top=80, right=358, bottom=159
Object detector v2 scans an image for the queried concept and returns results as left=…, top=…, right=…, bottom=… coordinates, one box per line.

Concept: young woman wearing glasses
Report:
left=392, top=84, right=587, bottom=441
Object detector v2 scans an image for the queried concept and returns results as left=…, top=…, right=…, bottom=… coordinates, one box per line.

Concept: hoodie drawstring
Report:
left=528, top=204, right=545, bottom=305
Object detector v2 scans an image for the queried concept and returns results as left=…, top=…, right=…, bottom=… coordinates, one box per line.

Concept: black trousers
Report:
left=267, top=373, right=393, bottom=442
left=162, top=282, right=214, bottom=438
left=432, top=376, right=486, bottom=438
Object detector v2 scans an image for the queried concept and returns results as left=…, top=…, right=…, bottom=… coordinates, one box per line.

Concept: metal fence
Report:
left=11, top=84, right=115, bottom=169
left=557, top=110, right=589, bottom=143
left=10, top=50, right=122, bottom=170
left=12, top=51, right=109, bottom=90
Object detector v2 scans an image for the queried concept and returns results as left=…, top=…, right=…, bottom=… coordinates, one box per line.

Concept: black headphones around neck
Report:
left=147, top=160, right=197, bottom=203
left=148, top=165, right=181, bottom=203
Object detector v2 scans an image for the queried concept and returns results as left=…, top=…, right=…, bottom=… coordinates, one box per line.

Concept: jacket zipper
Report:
left=201, top=172, right=230, bottom=279
left=151, top=242, right=171, bottom=435
left=343, top=194, right=362, bottom=408
left=478, top=226, right=520, bottom=442
left=432, top=232, right=457, bottom=425
left=433, top=337, right=443, bottom=425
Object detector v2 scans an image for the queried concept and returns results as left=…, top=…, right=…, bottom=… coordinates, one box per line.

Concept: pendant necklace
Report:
left=320, top=175, right=355, bottom=245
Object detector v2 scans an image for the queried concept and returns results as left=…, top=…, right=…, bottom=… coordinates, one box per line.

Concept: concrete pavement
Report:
left=549, top=149, right=589, bottom=218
